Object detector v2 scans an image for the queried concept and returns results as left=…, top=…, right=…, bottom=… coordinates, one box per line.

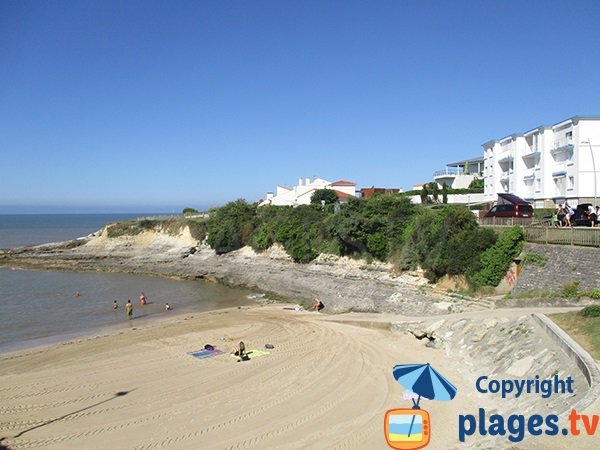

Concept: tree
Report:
left=468, top=177, right=484, bottom=192
left=420, top=185, right=429, bottom=204
left=442, top=183, right=448, bottom=204
left=182, top=207, right=199, bottom=215
left=430, top=182, right=439, bottom=203
left=311, top=189, right=338, bottom=206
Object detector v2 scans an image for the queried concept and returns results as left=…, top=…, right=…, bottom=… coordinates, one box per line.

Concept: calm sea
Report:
left=0, top=214, right=255, bottom=353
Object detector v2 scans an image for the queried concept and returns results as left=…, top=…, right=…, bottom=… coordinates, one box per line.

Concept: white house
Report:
left=483, top=116, right=600, bottom=208
left=259, top=177, right=357, bottom=206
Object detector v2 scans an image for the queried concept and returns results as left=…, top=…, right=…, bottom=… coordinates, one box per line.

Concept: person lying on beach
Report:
left=232, top=341, right=250, bottom=361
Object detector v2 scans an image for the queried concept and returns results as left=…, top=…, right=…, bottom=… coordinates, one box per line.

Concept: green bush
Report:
left=251, top=224, right=273, bottom=251
left=468, top=178, right=484, bottom=191
left=106, top=220, right=143, bottom=237
left=184, top=219, right=208, bottom=241
left=207, top=199, right=257, bottom=254
left=471, top=226, right=524, bottom=288
left=562, top=281, right=580, bottom=299
left=584, top=290, right=600, bottom=300
left=580, top=305, right=600, bottom=317
left=182, top=207, right=199, bottom=215
left=522, top=252, right=548, bottom=267
left=367, top=232, right=388, bottom=261
left=398, top=206, right=497, bottom=281
left=534, top=208, right=555, bottom=220
left=201, top=192, right=500, bottom=275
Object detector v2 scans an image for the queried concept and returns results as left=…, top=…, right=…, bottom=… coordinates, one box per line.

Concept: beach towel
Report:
left=188, top=349, right=225, bottom=360
left=230, top=349, right=270, bottom=360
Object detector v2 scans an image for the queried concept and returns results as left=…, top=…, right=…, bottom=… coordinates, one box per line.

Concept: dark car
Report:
left=571, top=203, right=596, bottom=226
left=485, top=203, right=533, bottom=218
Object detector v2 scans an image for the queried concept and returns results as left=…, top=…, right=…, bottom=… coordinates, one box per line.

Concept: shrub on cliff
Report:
left=470, top=226, right=524, bottom=288
left=207, top=199, right=257, bottom=254
left=398, top=205, right=496, bottom=281
left=185, top=218, right=208, bottom=241
left=329, top=194, right=413, bottom=260
left=253, top=205, right=326, bottom=262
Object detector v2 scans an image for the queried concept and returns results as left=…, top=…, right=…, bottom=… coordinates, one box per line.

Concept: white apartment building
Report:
left=483, top=116, right=600, bottom=208
left=259, top=177, right=356, bottom=206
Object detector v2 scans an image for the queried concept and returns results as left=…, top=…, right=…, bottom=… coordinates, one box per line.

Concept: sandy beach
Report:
left=3, top=303, right=600, bottom=450
left=0, top=304, right=483, bottom=450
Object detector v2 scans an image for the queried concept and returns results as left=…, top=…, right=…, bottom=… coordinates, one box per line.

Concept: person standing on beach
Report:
left=140, top=292, right=147, bottom=305
left=113, top=300, right=119, bottom=309
left=126, top=300, right=133, bottom=320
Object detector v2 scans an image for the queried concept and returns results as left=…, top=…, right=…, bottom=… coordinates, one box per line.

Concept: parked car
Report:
left=571, top=203, right=596, bottom=226
left=484, top=202, right=533, bottom=218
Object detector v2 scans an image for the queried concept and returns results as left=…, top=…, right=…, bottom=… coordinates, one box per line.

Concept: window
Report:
left=535, top=178, right=541, bottom=192
left=568, top=176, right=575, bottom=190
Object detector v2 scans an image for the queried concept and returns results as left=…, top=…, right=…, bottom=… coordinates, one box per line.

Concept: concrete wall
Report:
left=513, top=242, right=600, bottom=294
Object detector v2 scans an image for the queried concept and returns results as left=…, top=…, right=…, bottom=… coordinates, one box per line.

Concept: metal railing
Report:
left=434, top=167, right=464, bottom=177
left=478, top=217, right=535, bottom=226
left=553, top=137, right=574, bottom=149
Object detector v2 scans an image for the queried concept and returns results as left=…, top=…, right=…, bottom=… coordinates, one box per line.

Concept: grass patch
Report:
left=106, top=217, right=208, bottom=240
left=549, top=311, right=600, bottom=360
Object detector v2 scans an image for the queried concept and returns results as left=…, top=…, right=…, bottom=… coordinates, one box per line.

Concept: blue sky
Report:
left=2, top=0, right=600, bottom=213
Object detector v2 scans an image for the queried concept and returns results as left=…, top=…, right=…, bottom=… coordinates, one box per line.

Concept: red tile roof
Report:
left=331, top=180, right=356, bottom=186
left=334, top=190, right=355, bottom=199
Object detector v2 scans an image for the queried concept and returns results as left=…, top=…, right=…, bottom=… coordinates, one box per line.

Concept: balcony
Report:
left=498, top=153, right=514, bottom=164
left=433, top=167, right=464, bottom=178
left=551, top=137, right=574, bottom=156
left=523, top=168, right=535, bottom=180
left=552, top=163, right=567, bottom=178
left=522, top=150, right=541, bottom=161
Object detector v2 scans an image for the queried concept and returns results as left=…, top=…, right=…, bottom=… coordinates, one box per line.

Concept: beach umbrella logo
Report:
left=384, top=363, right=457, bottom=449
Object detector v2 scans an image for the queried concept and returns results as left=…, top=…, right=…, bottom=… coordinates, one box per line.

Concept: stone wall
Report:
left=514, top=242, right=600, bottom=294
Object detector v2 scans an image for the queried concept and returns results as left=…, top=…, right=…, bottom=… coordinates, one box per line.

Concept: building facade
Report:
left=483, top=116, right=600, bottom=208
left=259, top=177, right=356, bottom=206
left=433, top=156, right=484, bottom=189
